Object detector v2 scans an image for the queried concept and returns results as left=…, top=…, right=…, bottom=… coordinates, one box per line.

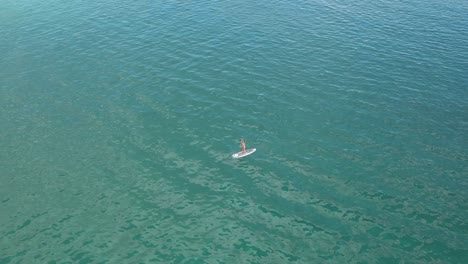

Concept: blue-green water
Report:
left=1, top=0, right=467, bottom=263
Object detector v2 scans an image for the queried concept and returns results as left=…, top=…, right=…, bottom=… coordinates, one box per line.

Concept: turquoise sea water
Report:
left=1, top=0, right=467, bottom=263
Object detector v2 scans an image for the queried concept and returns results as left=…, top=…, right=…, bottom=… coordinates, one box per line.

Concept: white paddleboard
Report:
left=232, top=148, right=256, bottom=159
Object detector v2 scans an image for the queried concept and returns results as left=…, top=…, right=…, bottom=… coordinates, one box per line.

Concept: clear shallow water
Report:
left=1, top=0, right=467, bottom=263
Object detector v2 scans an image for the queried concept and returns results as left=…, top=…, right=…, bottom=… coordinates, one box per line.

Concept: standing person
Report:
left=240, top=139, right=246, bottom=153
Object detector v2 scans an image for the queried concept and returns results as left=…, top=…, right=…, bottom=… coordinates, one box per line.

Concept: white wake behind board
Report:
left=232, top=148, right=256, bottom=159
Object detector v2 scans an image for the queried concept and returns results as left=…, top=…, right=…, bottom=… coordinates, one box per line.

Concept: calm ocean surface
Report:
left=1, top=0, right=467, bottom=263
